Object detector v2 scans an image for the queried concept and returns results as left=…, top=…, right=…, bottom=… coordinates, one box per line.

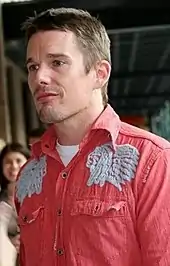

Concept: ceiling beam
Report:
left=110, top=68, right=170, bottom=79
left=112, top=104, right=163, bottom=111
left=108, top=92, right=170, bottom=99
left=112, top=107, right=159, bottom=116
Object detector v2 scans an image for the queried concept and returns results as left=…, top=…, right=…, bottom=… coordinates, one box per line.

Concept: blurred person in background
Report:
left=0, top=143, right=30, bottom=205
left=28, top=127, right=45, bottom=147
left=0, top=143, right=30, bottom=266
left=16, top=7, right=170, bottom=266
left=0, top=201, right=18, bottom=266
left=0, top=139, right=6, bottom=153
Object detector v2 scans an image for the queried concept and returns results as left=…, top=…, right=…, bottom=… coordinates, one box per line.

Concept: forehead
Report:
left=3, top=152, right=26, bottom=161
left=26, top=30, right=80, bottom=59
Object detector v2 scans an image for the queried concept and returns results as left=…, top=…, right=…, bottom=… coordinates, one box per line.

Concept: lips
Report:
left=9, top=172, right=18, bottom=179
left=36, top=92, right=58, bottom=102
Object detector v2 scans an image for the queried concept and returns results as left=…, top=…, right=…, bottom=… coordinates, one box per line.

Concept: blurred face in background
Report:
left=2, top=152, right=27, bottom=182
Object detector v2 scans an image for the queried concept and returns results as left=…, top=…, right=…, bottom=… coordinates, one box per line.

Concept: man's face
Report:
left=26, top=30, right=100, bottom=124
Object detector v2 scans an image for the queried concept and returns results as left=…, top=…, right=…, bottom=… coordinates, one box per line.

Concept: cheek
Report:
left=68, top=79, right=92, bottom=96
left=19, top=161, right=26, bottom=168
left=3, top=165, right=10, bottom=178
left=28, top=76, right=35, bottom=94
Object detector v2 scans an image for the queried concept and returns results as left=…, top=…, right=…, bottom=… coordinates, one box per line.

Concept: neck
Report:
left=55, top=100, right=105, bottom=145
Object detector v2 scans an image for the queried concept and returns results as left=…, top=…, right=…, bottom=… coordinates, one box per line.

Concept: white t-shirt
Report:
left=56, top=142, right=79, bottom=166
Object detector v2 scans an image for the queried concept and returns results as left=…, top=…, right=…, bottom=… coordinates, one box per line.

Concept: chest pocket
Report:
left=69, top=198, right=128, bottom=265
left=19, top=205, right=45, bottom=265
left=71, top=198, right=127, bottom=217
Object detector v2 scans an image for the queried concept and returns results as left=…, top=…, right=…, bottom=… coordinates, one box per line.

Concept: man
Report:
left=15, top=8, right=170, bottom=266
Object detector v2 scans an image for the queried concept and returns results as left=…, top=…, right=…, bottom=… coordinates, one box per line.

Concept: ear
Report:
left=95, top=60, right=111, bottom=89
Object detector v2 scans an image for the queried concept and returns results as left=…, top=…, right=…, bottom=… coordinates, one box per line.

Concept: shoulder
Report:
left=16, top=155, right=47, bottom=205
left=119, top=122, right=170, bottom=151
left=116, top=122, right=170, bottom=181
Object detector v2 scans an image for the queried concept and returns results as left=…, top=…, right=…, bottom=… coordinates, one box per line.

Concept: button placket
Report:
left=55, top=170, right=68, bottom=259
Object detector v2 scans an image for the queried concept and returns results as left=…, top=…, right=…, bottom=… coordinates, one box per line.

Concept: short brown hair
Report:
left=22, top=8, right=111, bottom=105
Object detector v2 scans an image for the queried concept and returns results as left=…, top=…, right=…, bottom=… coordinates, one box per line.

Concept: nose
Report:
left=11, top=161, right=19, bottom=170
left=35, top=65, right=51, bottom=85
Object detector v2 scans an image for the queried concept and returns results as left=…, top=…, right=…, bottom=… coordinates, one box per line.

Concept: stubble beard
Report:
left=38, top=105, right=86, bottom=125
left=39, top=106, right=66, bottom=124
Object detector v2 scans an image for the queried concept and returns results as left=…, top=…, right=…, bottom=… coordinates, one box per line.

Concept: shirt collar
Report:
left=90, top=104, right=120, bottom=147
left=32, top=104, right=120, bottom=156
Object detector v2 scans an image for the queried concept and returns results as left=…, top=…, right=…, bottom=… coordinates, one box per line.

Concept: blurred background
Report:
left=0, top=0, right=170, bottom=147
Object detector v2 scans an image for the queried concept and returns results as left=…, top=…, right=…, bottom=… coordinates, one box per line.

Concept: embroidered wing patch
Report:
left=16, top=156, right=47, bottom=204
left=86, top=143, right=139, bottom=191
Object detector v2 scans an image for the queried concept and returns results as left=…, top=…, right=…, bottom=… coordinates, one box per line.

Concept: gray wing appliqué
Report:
left=16, top=155, right=47, bottom=204
left=86, top=143, right=139, bottom=191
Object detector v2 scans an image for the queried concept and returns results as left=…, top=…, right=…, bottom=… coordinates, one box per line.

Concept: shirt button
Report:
left=57, top=248, right=64, bottom=256
left=61, top=172, right=67, bottom=179
left=57, top=209, right=62, bottom=216
left=22, top=216, right=27, bottom=222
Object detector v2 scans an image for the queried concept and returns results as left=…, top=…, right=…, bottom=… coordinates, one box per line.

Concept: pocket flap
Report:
left=19, top=206, right=44, bottom=225
left=71, top=199, right=126, bottom=217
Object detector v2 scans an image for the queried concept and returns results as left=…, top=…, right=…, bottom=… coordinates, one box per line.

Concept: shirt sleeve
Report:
left=137, top=148, right=170, bottom=266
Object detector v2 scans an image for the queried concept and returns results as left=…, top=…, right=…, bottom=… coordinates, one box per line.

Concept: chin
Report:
left=39, top=110, right=67, bottom=124
left=39, top=114, right=55, bottom=124
left=7, top=177, right=17, bottom=183
left=40, top=116, right=64, bottom=124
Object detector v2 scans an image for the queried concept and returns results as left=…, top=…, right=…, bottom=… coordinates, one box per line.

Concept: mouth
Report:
left=36, top=92, right=59, bottom=103
left=9, top=172, right=18, bottom=179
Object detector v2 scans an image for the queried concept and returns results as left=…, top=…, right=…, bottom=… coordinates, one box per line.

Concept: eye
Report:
left=4, top=160, right=11, bottom=165
left=16, top=159, right=23, bottom=164
left=27, top=64, right=39, bottom=72
left=52, top=60, right=65, bottom=67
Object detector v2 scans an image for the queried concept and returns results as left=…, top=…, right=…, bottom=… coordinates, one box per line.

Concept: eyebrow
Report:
left=26, top=53, right=70, bottom=66
left=26, top=57, right=34, bottom=66
left=47, top=53, right=70, bottom=60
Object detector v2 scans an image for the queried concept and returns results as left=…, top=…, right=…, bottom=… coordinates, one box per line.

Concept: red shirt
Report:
left=16, top=105, right=170, bottom=266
